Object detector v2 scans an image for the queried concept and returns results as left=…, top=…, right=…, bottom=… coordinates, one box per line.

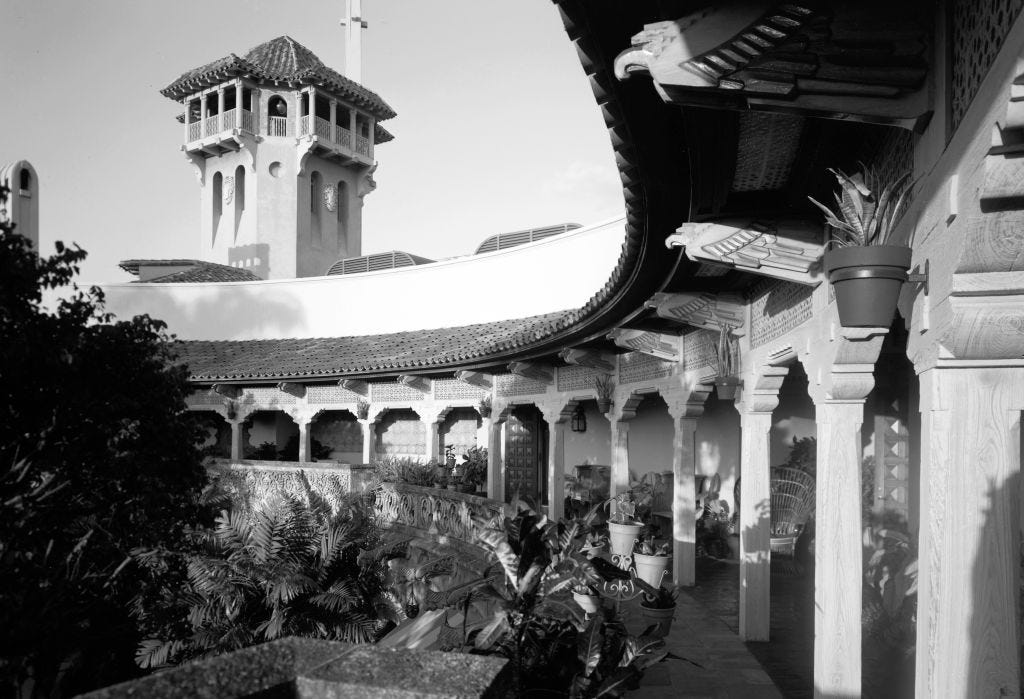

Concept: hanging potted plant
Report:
left=809, top=167, right=913, bottom=328
left=632, top=535, right=671, bottom=588
left=714, top=325, right=741, bottom=401
left=355, top=398, right=370, bottom=420
left=478, top=394, right=492, bottom=418
left=593, top=374, right=614, bottom=414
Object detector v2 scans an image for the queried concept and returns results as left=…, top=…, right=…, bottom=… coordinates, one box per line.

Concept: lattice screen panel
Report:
left=245, top=386, right=296, bottom=405
left=370, top=382, right=426, bottom=402
left=951, top=0, right=1024, bottom=131
left=732, top=112, right=805, bottom=192
left=617, top=352, right=674, bottom=384
left=496, top=373, right=549, bottom=397
left=556, top=365, right=599, bottom=392
left=434, top=379, right=485, bottom=401
left=682, top=331, right=718, bottom=372
left=187, top=390, right=224, bottom=407
left=307, top=385, right=364, bottom=404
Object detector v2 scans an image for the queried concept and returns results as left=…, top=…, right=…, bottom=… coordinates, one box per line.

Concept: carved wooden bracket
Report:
left=559, top=348, right=616, bottom=373
left=828, top=327, right=888, bottom=401
left=183, top=150, right=206, bottom=185
left=738, top=366, right=789, bottom=413
left=666, top=384, right=713, bottom=420
left=338, top=379, right=369, bottom=396
left=613, top=3, right=930, bottom=130
left=398, top=375, right=432, bottom=394
left=607, top=329, right=680, bottom=361
left=212, top=383, right=242, bottom=399
left=358, top=163, right=378, bottom=199
left=666, top=218, right=825, bottom=285
left=646, top=291, right=745, bottom=334
left=981, top=74, right=1024, bottom=207
left=455, top=370, right=493, bottom=390
left=276, top=381, right=306, bottom=398
left=508, top=361, right=554, bottom=384
left=939, top=272, right=1024, bottom=360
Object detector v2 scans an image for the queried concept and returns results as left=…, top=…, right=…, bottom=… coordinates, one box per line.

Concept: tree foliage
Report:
left=0, top=189, right=209, bottom=696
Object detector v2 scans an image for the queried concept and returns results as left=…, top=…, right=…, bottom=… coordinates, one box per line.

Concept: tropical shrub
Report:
left=0, top=205, right=208, bottom=696
left=133, top=494, right=386, bottom=668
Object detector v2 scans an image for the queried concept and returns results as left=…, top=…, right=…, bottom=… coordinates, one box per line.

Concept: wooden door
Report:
left=504, top=406, right=547, bottom=503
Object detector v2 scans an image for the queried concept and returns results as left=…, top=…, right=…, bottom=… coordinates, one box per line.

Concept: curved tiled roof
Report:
left=177, top=311, right=574, bottom=381
left=119, top=259, right=261, bottom=283
left=162, top=36, right=396, bottom=121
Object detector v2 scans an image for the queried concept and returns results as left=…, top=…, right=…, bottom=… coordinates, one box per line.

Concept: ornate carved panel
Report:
left=682, top=330, right=717, bottom=372
left=496, top=373, right=549, bottom=397
left=322, top=184, right=337, bottom=212
left=434, top=378, right=486, bottom=401
left=748, top=279, right=814, bottom=348
left=246, top=386, right=296, bottom=405
left=307, top=385, right=364, bottom=404
left=647, top=291, right=745, bottom=332
left=556, top=365, right=599, bottom=392
left=607, top=329, right=679, bottom=360
left=732, top=112, right=804, bottom=191
left=617, top=351, right=674, bottom=384
left=223, top=176, right=234, bottom=206
left=371, top=382, right=425, bottom=402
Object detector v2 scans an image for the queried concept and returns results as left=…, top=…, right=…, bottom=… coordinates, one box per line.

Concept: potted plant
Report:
left=478, top=394, right=492, bottom=418
left=593, top=375, right=614, bottom=414
left=634, top=578, right=679, bottom=639
left=571, top=581, right=602, bottom=615
left=809, top=167, right=913, bottom=328
left=605, top=492, right=644, bottom=556
left=632, top=535, right=671, bottom=588
left=355, top=398, right=370, bottom=420
left=714, top=325, right=741, bottom=400
left=456, top=446, right=487, bottom=494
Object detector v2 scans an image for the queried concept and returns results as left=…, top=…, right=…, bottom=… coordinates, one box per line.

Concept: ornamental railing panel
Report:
left=268, top=116, right=288, bottom=137
left=372, top=482, right=503, bottom=550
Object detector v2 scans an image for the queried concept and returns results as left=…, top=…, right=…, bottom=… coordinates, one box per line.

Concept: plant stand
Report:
left=599, top=551, right=643, bottom=607
left=633, top=552, right=670, bottom=588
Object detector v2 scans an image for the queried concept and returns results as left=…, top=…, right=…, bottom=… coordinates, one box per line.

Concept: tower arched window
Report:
left=267, top=96, right=288, bottom=137
left=19, top=168, right=31, bottom=191
left=337, top=180, right=349, bottom=253
left=233, top=165, right=245, bottom=238
left=212, top=172, right=223, bottom=243
left=310, top=171, right=322, bottom=247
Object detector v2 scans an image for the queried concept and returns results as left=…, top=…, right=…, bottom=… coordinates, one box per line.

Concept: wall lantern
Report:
left=571, top=404, right=587, bottom=433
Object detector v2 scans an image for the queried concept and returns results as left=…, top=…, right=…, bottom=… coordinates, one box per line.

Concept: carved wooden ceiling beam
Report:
left=455, top=370, right=492, bottom=390
left=507, top=361, right=554, bottom=384
left=613, top=2, right=931, bottom=131
left=559, top=348, right=616, bottom=373
left=646, top=291, right=745, bottom=334
left=276, top=381, right=306, bottom=398
left=606, top=329, right=680, bottom=361
left=665, top=218, right=825, bottom=285
left=212, top=383, right=242, bottom=399
left=338, top=378, right=368, bottom=396
left=398, top=375, right=431, bottom=394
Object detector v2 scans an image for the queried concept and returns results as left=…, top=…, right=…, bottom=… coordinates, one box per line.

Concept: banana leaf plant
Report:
left=808, top=166, right=912, bottom=247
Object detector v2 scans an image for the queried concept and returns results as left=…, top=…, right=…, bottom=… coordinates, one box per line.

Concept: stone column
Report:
left=915, top=367, right=1023, bottom=698
left=235, top=80, right=243, bottom=127
left=423, top=414, right=440, bottom=463
left=813, top=400, right=865, bottom=697
left=296, top=414, right=313, bottom=463
left=228, top=419, right=245, bottom=461
left=358, top=418, right=374, bottom=464
left=217, top=88, right=225, bottom=131
left=329, top=100, right=337, bottom=138
left=542, top=407, right=566, bottom=521
left=609, top=418, right=630, bottom=502
left=667, top=401, right=704, bottom=587
left=252, top=87, right=261, bottom=134
left=738, top=409, right=773, bottom=642
left=183, top=97, right=192, bottom=142
left=486, top=417, right=503, bottom=501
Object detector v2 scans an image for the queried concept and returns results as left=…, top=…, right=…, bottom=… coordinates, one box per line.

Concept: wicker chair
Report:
left=769, top=467, right=816, bottom=556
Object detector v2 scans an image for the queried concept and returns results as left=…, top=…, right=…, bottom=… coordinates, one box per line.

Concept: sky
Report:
left=0, top=0, right=625, bottom=283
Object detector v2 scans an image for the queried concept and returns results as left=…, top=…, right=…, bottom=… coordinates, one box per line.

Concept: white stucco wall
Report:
left=100, top=216, right=625, bottom=340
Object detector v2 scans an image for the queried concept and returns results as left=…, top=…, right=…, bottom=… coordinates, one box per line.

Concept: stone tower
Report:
left=162, top=36, right=395, bottom=279
left=1, top=160, right=39, bottom=250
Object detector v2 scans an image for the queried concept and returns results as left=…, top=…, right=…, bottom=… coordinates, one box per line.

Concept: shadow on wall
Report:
left=229, top=243, right=269, bottom=280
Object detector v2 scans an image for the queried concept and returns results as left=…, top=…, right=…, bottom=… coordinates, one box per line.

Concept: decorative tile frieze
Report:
left=556, top=365, right=598, bottom=392
left=749, top=280, right=814, bottom=349
left=370, top=382, right=425, bottom=402
left=246, top=386, right=297, bottom=405
left=434, top=378, right=485, bottom=401
left=307, top=385, right=364, bottom=404
left=496, top=372, right=549, bottom=397
left=617, top=351, right=674, bottom=384
left=187, top=389, right=224, bottom=406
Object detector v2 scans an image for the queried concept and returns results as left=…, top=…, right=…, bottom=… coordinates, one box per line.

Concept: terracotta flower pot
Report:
left=608, top=521, right=643, bottom=556
left=639, top=603, right=675, bottom=638
left=714, top=376, right=740, bottom=400
left=633, top=552, right=671, bottom=588
left=573, top=591, right=601, bottom=614
left=597, top=397, right=612, bottom=414
left=825, top=245, right=912, bottom=328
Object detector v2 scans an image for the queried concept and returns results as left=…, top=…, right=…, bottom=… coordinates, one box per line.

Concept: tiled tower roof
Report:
left=161, top=35, right=395, bottom=120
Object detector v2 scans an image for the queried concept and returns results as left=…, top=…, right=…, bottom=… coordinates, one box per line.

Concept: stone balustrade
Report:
left=372, top=482, right=504, bottom=554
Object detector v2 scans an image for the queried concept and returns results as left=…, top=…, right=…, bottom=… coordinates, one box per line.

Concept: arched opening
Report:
left=310, top=171, right=322, bottom=246
left=504, top=404, right=548, bottom=504
left=337, top=180, right=349, bottom=254
left=374, top=408, right=425, bottom=460
left=311, top=410, right=362, bottom=463
left=211, top=171, right=223, bottom=244
left=233, top=165, right=245, bottom=239
left=19, top=168, right=31, bottom=192
left=190, top=411, right=231, bottom=459
left=438, top=407, right=481, bottom=461
left=241, top=410, right=297, bottom=461
left=267, top=96, right=288, bottom=137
